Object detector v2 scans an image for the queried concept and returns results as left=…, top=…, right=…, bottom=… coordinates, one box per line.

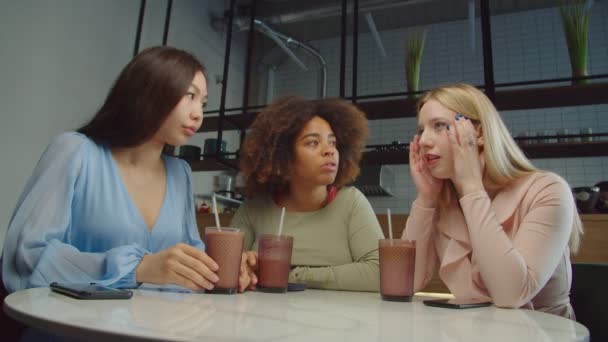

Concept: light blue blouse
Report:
left=2, top=132, right=204, bottom=292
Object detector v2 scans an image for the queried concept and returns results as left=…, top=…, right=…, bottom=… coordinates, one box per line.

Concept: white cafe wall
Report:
left=0, top=0, right=243, bottom=251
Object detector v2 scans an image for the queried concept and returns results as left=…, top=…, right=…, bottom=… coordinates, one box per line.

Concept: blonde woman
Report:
left=405, top=83, right=582, bottom=319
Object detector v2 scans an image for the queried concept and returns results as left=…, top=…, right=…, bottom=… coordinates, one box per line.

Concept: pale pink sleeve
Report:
left=459, top=176, right=573, bottom=308
left=403, top=200, right=438, bottom=292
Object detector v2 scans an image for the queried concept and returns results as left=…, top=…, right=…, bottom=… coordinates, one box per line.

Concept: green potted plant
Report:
left=405, top=30, right=427, bottom=97
left=560, top=0, right=591, bottom=85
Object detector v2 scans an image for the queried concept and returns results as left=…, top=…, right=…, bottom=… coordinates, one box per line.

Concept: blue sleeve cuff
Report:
left=108, top=244, right=149, bottom=289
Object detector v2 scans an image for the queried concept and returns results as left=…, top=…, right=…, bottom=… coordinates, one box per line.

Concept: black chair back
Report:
left=0, top=259, right=27, bottom=341
left=571, top=263, right=608, bottom=341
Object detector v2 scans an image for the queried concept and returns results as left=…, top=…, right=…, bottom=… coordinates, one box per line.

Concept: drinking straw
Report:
left=212, top=194, right=221, bottom=231
left=277, top=207, right=286, bottom=236
left=387, top=208, right=393, bottom=240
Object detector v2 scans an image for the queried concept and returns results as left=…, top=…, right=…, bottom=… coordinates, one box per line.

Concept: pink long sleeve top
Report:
left=404, top=171, right=577, bottom=319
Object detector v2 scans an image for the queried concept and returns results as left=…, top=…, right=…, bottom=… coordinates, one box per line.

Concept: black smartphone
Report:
left=287, top=283, right=306, bottom=292
left=423, top=299, right=492, bottom=309
left=50, top=282, right=133, bottom=300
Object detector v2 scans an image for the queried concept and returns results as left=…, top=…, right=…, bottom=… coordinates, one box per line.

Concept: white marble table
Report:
left=4, top=287, right=589, bottom=342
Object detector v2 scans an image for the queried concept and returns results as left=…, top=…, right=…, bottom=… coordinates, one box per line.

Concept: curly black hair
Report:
left=239, top=95, right=369, bottom=196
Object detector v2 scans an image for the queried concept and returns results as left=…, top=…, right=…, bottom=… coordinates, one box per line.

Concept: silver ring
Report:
left=467, top=135, right=476, bottom=146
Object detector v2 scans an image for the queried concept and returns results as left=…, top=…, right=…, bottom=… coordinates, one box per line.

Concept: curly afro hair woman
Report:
left=239, top=95, right=369, bottom=197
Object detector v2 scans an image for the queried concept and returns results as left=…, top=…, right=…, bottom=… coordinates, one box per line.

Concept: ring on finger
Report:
left=467, top=134, right=476, bottom=146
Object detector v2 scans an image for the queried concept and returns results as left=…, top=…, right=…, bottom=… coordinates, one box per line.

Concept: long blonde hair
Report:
left=417, top=84, right=582, bottom=252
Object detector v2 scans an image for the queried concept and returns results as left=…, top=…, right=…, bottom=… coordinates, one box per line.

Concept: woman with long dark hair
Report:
left=2, top=46, right=220, bottom=293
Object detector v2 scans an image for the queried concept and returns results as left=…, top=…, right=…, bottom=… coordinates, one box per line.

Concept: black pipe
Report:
left=339, top=0, right=347, bottom=98
left=352, top=0, right=359, bottom=103
left=480, top=0, right=495, bottom=99
left=217, top=0, right=238, bottom=156
left=133, top=0, right=146, bottom=57
left=162, top=0, right=173, bottom=45
left=241, top=0, right=257, bottom=140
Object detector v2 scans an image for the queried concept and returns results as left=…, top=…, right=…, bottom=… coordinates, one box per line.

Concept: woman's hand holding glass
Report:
left=136, top=243, right=219, bottom=291
left=410, top=134, right=444, bottom=208
left=238, top=251, right=258, bottom=292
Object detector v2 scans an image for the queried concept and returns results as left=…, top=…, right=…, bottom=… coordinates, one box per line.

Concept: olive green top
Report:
left=230, top=187, right=384, bottom=292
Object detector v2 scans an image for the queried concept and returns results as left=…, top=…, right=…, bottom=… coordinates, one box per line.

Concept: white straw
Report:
left=212, top=194, right=221, bottom=231
left=387, top=208, right=393, bottom=240
left=277, top=207, right=286, bottom=237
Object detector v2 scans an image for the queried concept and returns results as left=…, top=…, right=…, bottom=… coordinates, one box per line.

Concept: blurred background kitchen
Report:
left=2, top=0, right=608, bottom=248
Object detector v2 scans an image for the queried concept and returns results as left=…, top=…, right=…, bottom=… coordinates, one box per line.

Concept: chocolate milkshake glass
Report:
left=257, top=234, right=293, bottom=293
left=204, top=227, right=244, bottom=294
left=379, top=239, right=416, bottom=302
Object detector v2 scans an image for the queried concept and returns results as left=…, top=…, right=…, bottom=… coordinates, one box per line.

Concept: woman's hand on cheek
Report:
left=446, top=116, right=484, bottom=197
left=409, top=134, right=444, bottom=207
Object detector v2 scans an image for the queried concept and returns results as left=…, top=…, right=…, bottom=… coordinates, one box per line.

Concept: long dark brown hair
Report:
left=78, top=46, right=205, bottom=147
left=239, top=95, right=369, bottom=196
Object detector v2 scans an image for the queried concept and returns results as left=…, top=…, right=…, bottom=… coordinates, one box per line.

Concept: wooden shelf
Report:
left=197, top=83, right=608, bottom=133
left=198, top=113, right=257, bottom=133
left=362, top=140, right=608, bottom=166
left=187, top=141, right=608, bottom=171
left=190, top=83, right=608, bottom=171
left=186, top=157, right=239, bottom=172
left=493, top=83, right=608, bottom=111
left=357, top=82, right=608, bottom=119
left=519, top=140, right=608, bottom=159
left=357, top=97, right=418, bottom=120
left=362, top=150, right=408, bottom=165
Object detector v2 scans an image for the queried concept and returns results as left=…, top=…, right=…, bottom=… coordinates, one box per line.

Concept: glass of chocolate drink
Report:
left=379, top=239, right=416, bottom=302
left=257, top=234, right=293, bottom=293
left=204, top=227, right=244, bottom=294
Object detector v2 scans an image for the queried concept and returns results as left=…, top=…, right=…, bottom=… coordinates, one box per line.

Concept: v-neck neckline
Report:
left=107, top=147, right=169, bottom=233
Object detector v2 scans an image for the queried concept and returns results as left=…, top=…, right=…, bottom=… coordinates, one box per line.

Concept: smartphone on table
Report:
left=50, top=282, right=133, bottom=300
left=423, top=298, right=492, bottom=309
left=287, top=283, right=306, bottom=292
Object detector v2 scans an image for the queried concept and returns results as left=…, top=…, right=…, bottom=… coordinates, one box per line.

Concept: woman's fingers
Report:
left=248, top=267, right=258, bottom=286
left=171, top=266, right=209, bottom=291
left=141, top=245, right=222, bottom=290
left=457, top=118, right=468, bottom=147
left=246, top=251, right=257, bottom=268
left=179, top=243, right=219, bottom=271
left=198, top=253, right=220, bottom=272
left=453, top=115, right=477, bottom=149
left=410, top=135, right=423, bottom=172
left=178, top=250, right=219, bottom=285
left=174, top=261, right=215, bottom=290
left=171, top=244, right=219, bottom=289
left=175, top=244, right=220, bottom=285
left=238, top=270, right=250, bottom=292
left=238, top=251, right=259, bottom=292
left=239, top=253, right=250, bottom=292
left=245, top=251, right=258, bottom=285
left=447, top=122, right=459, bottom=149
